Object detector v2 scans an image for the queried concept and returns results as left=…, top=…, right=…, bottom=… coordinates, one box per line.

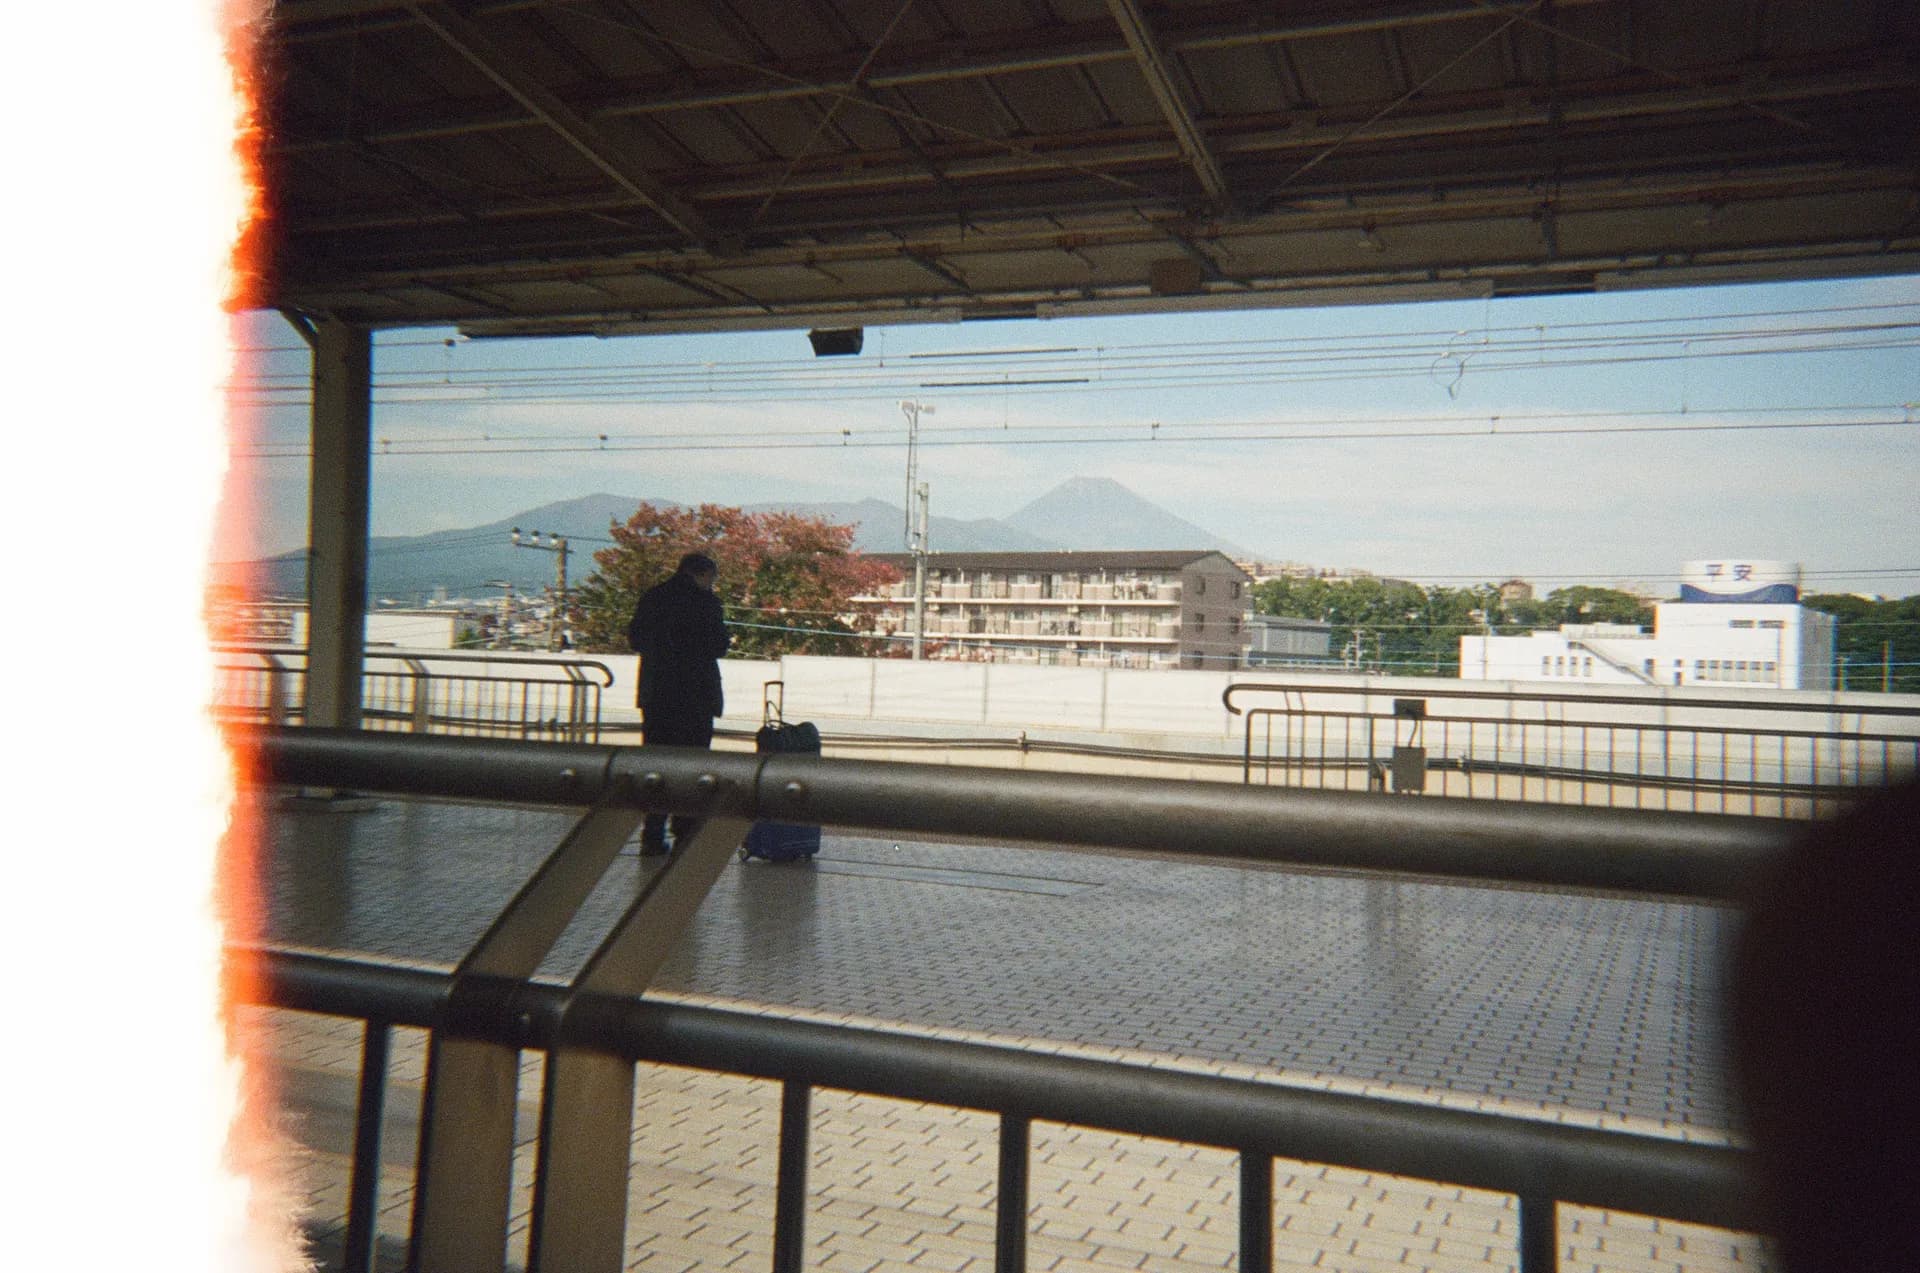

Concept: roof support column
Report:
left=306, top=319, right=372, bottom=730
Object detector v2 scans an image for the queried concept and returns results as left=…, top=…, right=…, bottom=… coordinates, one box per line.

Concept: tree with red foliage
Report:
left=569, top=502, right=900, bottom=657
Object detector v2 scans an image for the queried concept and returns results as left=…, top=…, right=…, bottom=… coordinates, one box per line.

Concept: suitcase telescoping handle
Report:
left=763, top=679, right=785, bottom=728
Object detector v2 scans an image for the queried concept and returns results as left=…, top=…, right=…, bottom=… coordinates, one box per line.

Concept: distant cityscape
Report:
left=208, top=477, right=1916, bottom=692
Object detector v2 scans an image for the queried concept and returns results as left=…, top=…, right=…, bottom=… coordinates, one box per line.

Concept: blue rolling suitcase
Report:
left=741, top=682, right=822, bottom=863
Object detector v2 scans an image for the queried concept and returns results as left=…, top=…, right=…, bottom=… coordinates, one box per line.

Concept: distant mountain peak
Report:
left=1004, top=476, right=1250, bottom=557
left=1044, top=475, right=1131, bottom=495
left=225, top=479, right=1253, bottom=603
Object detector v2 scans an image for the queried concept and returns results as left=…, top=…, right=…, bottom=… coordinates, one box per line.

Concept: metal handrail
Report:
left=235, top=728, right=1812, bottom=1272
left=1223, top=680, right=1920, bottom=718
left=238, top=726, right=1791, bottom=901
left=213, top=644, right=617, bottom=687
left=214, top=646, right=614, bottom=742
left=1221, top=680, right=1920, bottom=812
left=233, top=945, right=1758, bottom=1266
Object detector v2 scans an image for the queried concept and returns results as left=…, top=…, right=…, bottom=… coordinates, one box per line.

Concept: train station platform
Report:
left=237, top=790, right=1769, bottom=1273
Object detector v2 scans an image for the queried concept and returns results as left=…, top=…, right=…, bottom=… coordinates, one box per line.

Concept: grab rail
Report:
left=233, top=945, right=1758, bottom=1273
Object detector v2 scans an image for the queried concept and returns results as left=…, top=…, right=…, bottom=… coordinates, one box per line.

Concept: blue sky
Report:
left=224, top=272, right=1920, bottom=595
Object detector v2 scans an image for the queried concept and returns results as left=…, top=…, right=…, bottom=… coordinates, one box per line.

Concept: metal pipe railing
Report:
left=1223, top=681, right=1920, bottom=718
left=235, top=725, right=1794, bottom=901
left=232, top=728, right=1819, bottom=1268
left=236, top=947, right=1761, bottom=1262
left=1223, top=680, right=1920, bottom=816
left=215, top=646, right=614, bottom=742
left=215, top=645, right=617, bottom=683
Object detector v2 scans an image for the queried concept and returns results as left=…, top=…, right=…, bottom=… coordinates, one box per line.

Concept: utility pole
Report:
left=900, top=399, right=933, bottom=549
left=1469, top=606, right=1491, bottom=679
left=511, top=527, right=571, bottom=650
left=910, top=482, right=930, bottom=660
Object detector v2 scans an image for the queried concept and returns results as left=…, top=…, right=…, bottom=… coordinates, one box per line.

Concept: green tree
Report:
left=1540, top=586, right=1653, bottom=627
left=1804, top=592, right=1920, bottom=693
left=1252, top=577, right=1654, bottom=676
left=1256, top=575, right=1471, bottom=674
left=569, top=503, right=901, bottom=657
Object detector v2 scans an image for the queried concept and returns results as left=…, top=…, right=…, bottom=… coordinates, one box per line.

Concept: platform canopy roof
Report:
left=256, top=0, right=1920, bottom=337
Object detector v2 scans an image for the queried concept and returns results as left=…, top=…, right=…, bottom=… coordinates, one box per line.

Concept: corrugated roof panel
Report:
left=1390, top=21, right=1520, bottom=100
left=1282, top=26, right=1419, bottom=111
left=1182, top=42, right=1295, bottom=119
left=646, top=107, right=772, bottom=170
left=989, top=64, right=1135, bottom=136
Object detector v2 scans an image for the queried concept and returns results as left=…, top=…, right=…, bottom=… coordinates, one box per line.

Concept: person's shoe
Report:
left=639, top=840, right=670, bottom=858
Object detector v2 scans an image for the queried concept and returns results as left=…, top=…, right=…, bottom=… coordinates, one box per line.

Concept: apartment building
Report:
left=855, top=550, right=1254, bottom=669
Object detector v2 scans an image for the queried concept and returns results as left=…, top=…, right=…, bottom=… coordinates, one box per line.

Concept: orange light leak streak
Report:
left=15, top=2, right=302, bottom=1269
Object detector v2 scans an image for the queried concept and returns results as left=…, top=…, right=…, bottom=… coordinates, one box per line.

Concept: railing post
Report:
left=1242, top=711, right=1253, bottom=785
left=1518, top=1195, right=1556, bottom=1272
left=527, top=814, right=753, bottom=1273
left=564, top=666, right=589, bottom=743
left=265, top=653, right=290, bottom=728
left=771, top=1080, right=811, bottom=1273
left=996, top=1114, right=1030, bottom=1273
left=406, top=657, right=431, bottom=734
left=342, top=1020, right=391, bottom=1273
left=411, top=804, right=647, bottom=1273
left=1239, top=1152, right=1272, bottom=1273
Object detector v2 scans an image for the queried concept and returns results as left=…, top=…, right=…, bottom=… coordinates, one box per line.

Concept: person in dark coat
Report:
left=627, top=551, right=731, bottom=854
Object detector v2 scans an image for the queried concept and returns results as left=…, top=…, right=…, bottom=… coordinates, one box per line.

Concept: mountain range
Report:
left=226, top=476, right=1254, bottom=602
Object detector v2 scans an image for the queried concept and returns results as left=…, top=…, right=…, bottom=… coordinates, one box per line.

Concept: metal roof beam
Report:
left=275, top=1, right=1614, bottom=138
left=1106, top=0, right=1232, bottom=210
left=400, top=1, right=715, bottom=250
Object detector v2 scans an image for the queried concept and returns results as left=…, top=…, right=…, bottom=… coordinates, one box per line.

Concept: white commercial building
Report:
left=1459, top=560, right=1837, bottom=690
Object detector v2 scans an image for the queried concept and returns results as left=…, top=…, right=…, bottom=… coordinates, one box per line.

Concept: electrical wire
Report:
left=228, top=348, right=1920, bottom=412
left=233, top=402, right=1917, bottom=454
left=231, top=299, right=1920, bottom=366
left=234, top=319, right=1920, bottom=385
left=231, top=411, right=1919, bottom=460
left=230, top=322, right=1920, bottom=396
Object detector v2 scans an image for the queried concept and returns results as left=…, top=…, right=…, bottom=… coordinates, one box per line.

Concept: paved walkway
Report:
left=236, top=790, right=1772, bottom=1273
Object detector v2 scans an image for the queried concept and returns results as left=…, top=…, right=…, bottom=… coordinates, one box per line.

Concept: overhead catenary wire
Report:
left=232, top=411, right=1920, bottom=460
left=229, top=321, right=1920, bottom=400
left=234, top=402, right=1916, bottom=453
left=234, top=318, right=1920, bottom=385
left=228, top=344, right=1920, bottom=412
left=228, top=299, right=1920, bottom=358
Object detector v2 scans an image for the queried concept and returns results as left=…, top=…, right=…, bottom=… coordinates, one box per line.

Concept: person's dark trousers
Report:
left=639, top=704, right=716, bottom=853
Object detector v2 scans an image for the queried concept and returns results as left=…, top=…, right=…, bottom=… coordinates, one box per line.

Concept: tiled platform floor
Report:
left=238, top=791, right=1771, bottom=1272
